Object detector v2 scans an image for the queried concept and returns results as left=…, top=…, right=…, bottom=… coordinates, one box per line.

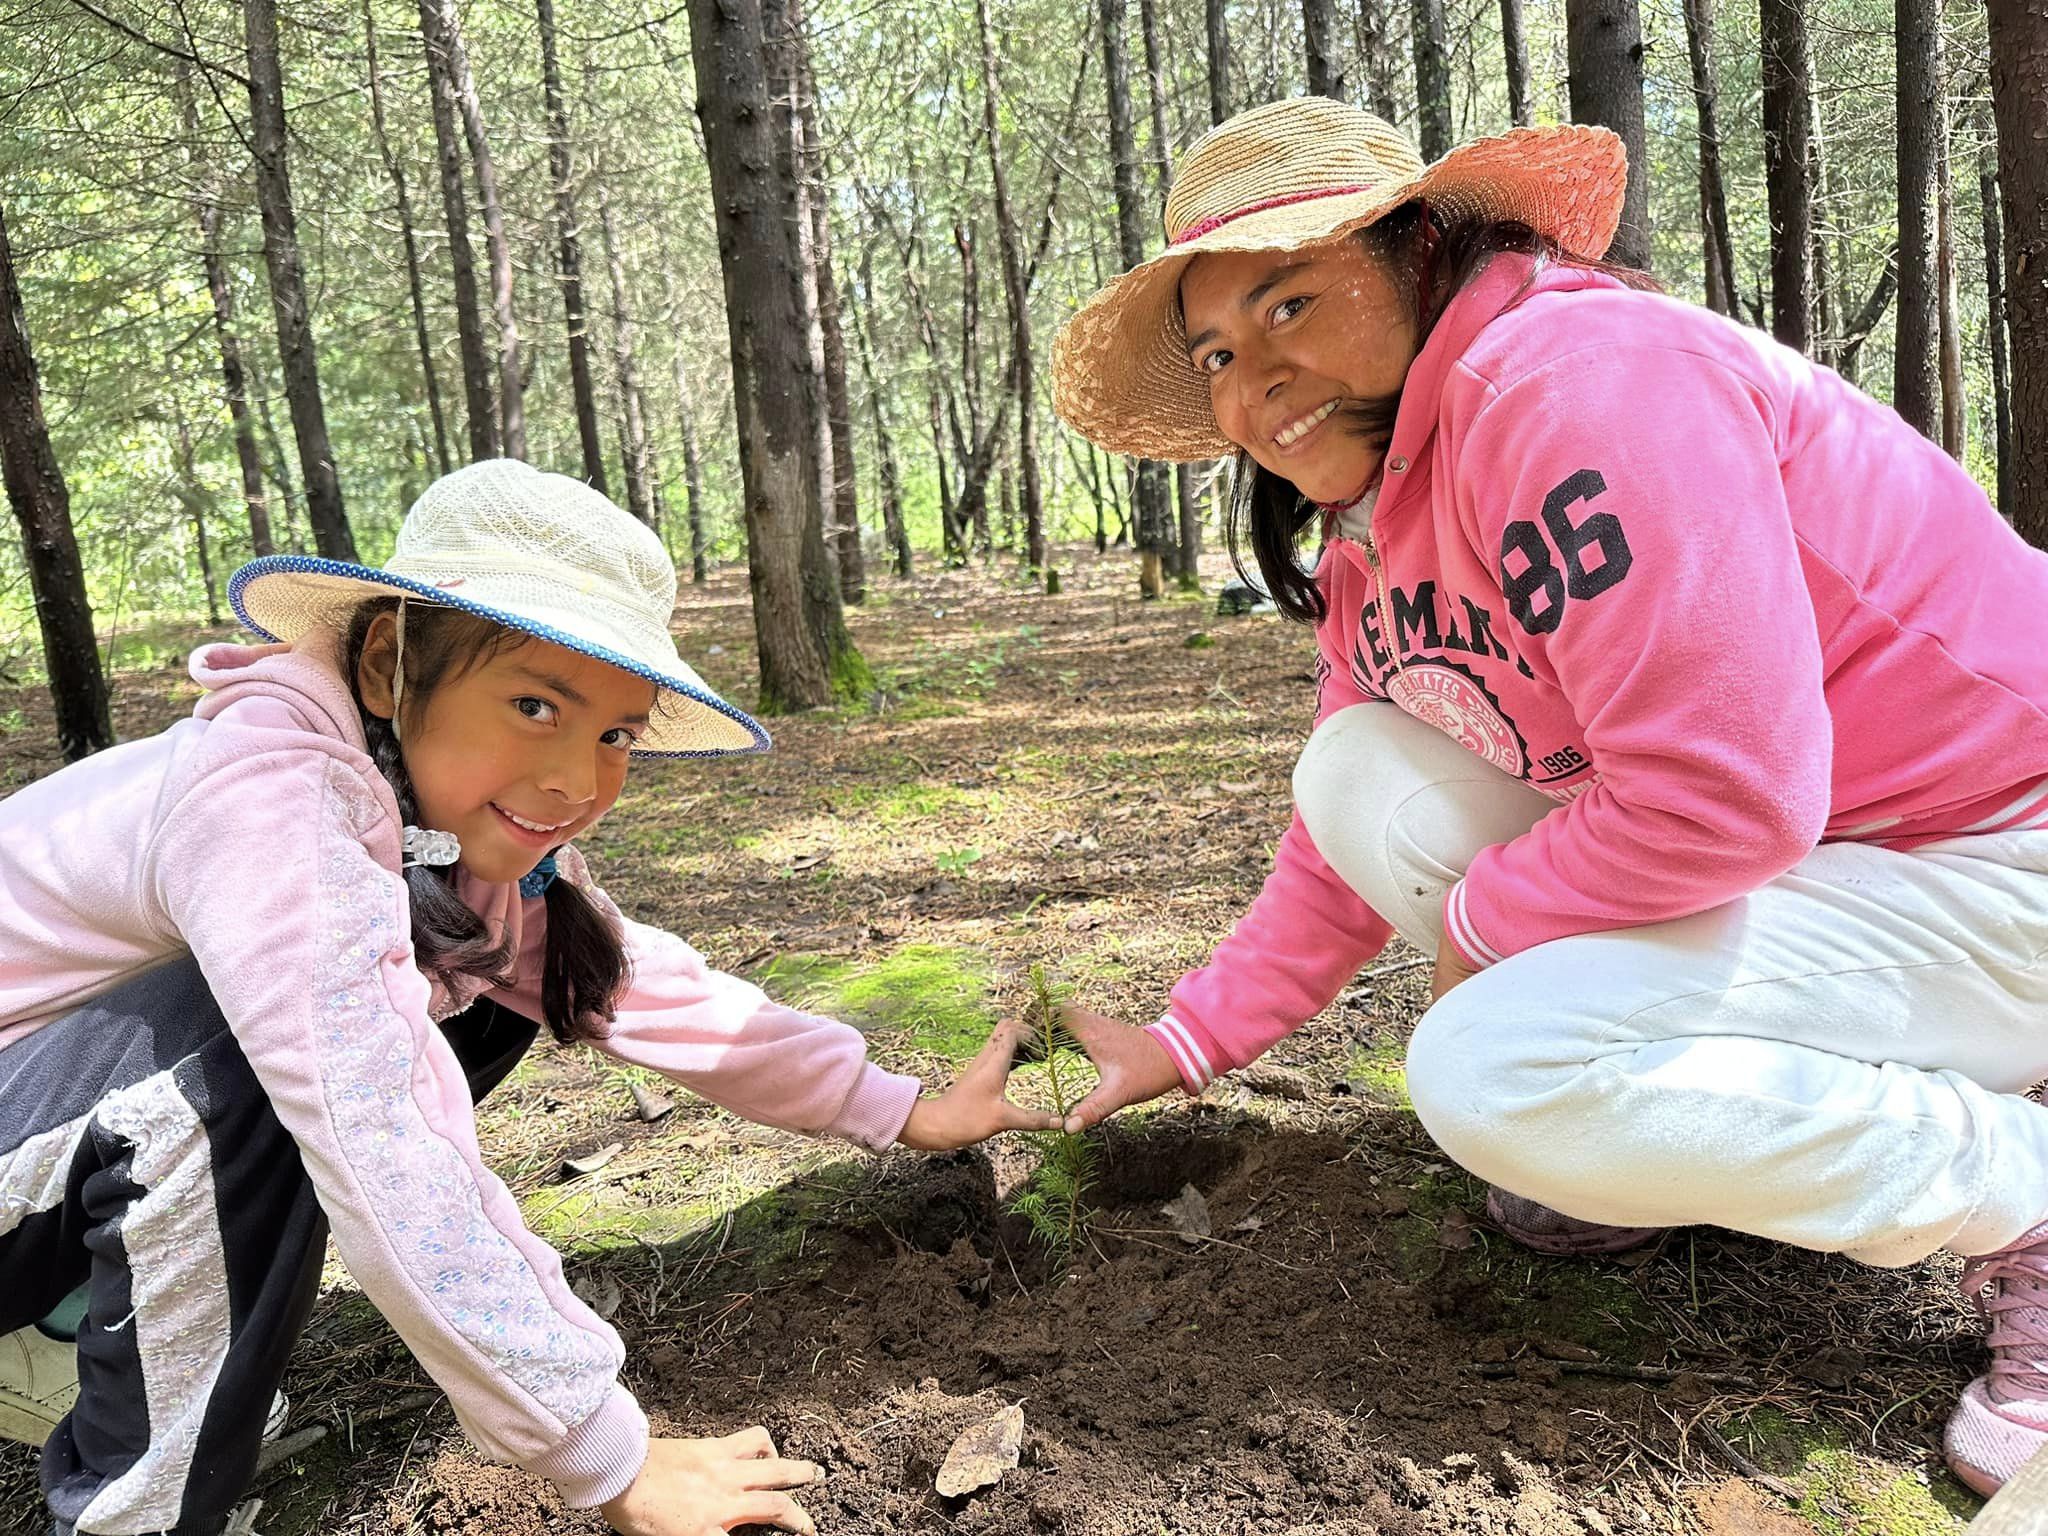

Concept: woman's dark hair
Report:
left=340, top=596, right=630, bottom=1044
left=1221, top=203, right=1663, bottom=624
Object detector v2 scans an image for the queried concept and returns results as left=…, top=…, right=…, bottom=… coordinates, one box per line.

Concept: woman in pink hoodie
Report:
left=0, top=460, right=1050, bottom=1536
left=1050, top=98, right=2048, bottom=1498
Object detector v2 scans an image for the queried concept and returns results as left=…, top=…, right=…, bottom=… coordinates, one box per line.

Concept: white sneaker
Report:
left=0, top=1324, right=78, bottom=1447
left=0, top=1323, right=287, bottom=1450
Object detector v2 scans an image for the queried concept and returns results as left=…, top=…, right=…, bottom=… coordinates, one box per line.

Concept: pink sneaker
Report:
left=1484, top=1186, right=1668, bottom=1257
left=1946, top=1221, right=2048, bottom=1496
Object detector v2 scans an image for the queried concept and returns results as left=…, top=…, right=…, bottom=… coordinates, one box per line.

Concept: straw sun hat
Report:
left=229, top=459, right=769, bottom=758
left=1051, top=97, right=1629, bottom=462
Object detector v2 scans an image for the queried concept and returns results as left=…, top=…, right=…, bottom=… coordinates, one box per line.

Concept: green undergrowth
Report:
left=758, top=943, right=992, bottom=1059
left=1342, top=1041, right=1412, bottom=1110
left=1723, top=1407, right=1977, bottom=1532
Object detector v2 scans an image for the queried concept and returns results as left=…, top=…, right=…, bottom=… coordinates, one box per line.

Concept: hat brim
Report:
left=229, top=556, right=771, bottom=759
left=1052, top=124, right=1629, bottom=462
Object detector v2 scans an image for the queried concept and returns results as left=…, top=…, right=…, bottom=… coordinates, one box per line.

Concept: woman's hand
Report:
left=1431, top=935, right=1480, bottom=1001
left=1059, top=1006, right=1187, bottom=1132
left=599, top=1428, right=819, bottom=1536
left=897, top=1017, right=1062, bottom=1150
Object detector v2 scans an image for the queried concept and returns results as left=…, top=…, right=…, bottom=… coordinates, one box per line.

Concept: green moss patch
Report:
left=760, top=943, right=993, bottom=1059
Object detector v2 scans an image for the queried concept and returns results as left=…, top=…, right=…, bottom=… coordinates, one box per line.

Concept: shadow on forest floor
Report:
left=0, top=547, right=1988, bottom=1534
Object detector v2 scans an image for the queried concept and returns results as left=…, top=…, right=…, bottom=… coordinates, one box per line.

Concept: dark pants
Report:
left=0, top=959, right=536, bottom=1536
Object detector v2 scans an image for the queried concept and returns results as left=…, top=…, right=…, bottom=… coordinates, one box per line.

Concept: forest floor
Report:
left=0, top=546, right=1991, bottom=1535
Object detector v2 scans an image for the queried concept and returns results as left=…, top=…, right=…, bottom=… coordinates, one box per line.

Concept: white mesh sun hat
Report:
left=229, top=458, right=769, bottom=757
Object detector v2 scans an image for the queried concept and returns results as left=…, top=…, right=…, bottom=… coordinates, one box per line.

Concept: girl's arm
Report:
left=1441, top=342, right=1832, bottom=969
left=148, top=743, right=649, bottom=1511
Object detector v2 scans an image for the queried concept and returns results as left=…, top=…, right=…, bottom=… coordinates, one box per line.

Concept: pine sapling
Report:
left=1008, top=964, right=1098, bottom=1264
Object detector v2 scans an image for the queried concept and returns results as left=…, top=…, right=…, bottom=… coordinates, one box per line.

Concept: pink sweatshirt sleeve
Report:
left=502, top=847, right=920, bottom=1152
left=1149, top=649, right=1396, bottom=1089
left=1441, top=345, right=1832, bottom=966
left=147, top=747, right=646, bottom=1509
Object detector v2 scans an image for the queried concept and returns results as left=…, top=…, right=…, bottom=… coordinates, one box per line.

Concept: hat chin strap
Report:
left=390, top=596, right=408, bottom=744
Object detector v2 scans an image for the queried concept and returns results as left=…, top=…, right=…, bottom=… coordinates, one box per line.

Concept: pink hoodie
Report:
left=1145, top=253, right=2048, bottom=1092
left=0, top=640, right=920, bottom=1506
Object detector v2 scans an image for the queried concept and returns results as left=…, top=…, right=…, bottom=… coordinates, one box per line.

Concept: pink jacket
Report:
left=1145, top=253, right=2048, bottom=1091
left=0, top=641, right=920, bottom=1506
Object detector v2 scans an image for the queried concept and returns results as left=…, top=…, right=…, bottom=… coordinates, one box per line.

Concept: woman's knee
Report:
left=1404, top=981, right=1590, bottom=1186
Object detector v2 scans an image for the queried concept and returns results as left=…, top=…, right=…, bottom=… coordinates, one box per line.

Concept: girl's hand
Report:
left=897, top=1018, right=1062, bottom=1150
left=599, top=1428, right=819, bottom=1536
left=1431, top=936, right=1480, bottom=1001
left=1059, top=1006, right=1186, bottom=1132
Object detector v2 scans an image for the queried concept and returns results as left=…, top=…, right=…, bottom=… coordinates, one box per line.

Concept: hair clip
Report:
left=401, top=826, right=461, bottom=869
left=519, top=854, right=559, bottom=899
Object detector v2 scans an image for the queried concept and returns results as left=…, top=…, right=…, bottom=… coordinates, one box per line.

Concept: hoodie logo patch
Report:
left=1387, top=660, right=1529, bottom=779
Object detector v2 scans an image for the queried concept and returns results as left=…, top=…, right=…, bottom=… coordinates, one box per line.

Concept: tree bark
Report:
left=418, top=0, right=496, bottom=460
left=1206, top=0, right=1231, bottom=123
left=976, top=0, right=1046, bottom=571
left=593, top=175, right=655, bottom=525
left=173, top=418, right=222, bottom=625
left=1981, top=109, right=2014, bottom=515
left=793, top=19, right=863, bottom=604
left=1412, top=0, right=1453, bottom=161
left=1303, top=0, right=1346, bottom=98
left=1988, top=0, right=2048, bottom=545
left=1680, top=0, right=1737, bottom=315
left=1138, top=0, right=1187, bottom=582
left=536, top=0, right=606, bottom=490
left=430, top=0, right=523, bottom=459
left=850, top=258, right=911, bottom=577
left=1500, top=0, right=1533, bottom=127
left=1101, top=0, right=1173, bottom=598
left=1894, top=0, right=1942, bottom=438
left=1566, top=0, right=1651, bottom=269
left=175, top=60, right=274, bottom=556
left=242, top=0, right=353, bottom=559
left=1834, top=243, right=1899, bottom=385
left=1937, top=100, right=1965, bottom=461
left=0, top=197, right=114, bottom=760
left=690, top=0, right=863, bottom=709
left=1758, top=0, right=1813, bottom=352
left=363, top=1, right=450, bottom=478
left=1354, top=0, right=1401, bottom=122
left=669, top=341, right=709, bottom=583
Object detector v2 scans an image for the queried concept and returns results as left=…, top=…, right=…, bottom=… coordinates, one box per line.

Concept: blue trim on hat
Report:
left=227, top=555, right=772, bottom=759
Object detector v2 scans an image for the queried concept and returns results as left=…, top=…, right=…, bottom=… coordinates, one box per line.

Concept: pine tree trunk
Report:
left=850, top=261, right=912, bottom=577
left=1138, top=0, right=1185, bottom=582
left=1758, top=0, right=1813, bottom=352
left=1566, top=0, right=1651, bottom=269
left=1810, top=95, right=1836, bottom=364
left=694, top=0, right=863, bottom=707
left=1303, top=0, right=1345, bottom=97
left=173, top=419, right=222, bottom=626
left=176, top=61, right=275, bottom=557
left=0, top=197, right=113, bottom=760
left=1981, top=110, right=2014, bottom=515
left=431, top=0, right=523, bottom=459
left=669, top=344, right=709, bottom=583
left=1894, top=0, right=1942, bottom=438
left=1355, top=0, right=1401, bottom=122
left=1681, top=0, right=1737, bottom=315
left=1176, top=462, right=1201, bottom=587
left=1101, top=0, right=1173, bottom=598
left=1937, top=103, right=1966, bottom=461
left=1988, top=0, right=2048, bottom=545
left=536, top=0, right=607, bottom=490
left=363, top=1, right=451, bottom=478
left=976, top=0, right=1046, bottom=572
left=793, top=23, right=864, bottom=604
left=594, top=177, right=655, bottom=524
left=243, top=0, right=353, bottom=559
left=1412, top=0, right=1453, bottom=161
left=1500, top=0, right=1533, bottom=127
left=255, top=378, right=302, bottom=550
left=1207, top=0, right=1232, bottom=122
left=418, top=0, right=495, bottom=461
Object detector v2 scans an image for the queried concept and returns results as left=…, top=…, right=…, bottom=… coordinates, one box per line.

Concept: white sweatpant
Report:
left=1295, top=702, right=2048, bottom=1266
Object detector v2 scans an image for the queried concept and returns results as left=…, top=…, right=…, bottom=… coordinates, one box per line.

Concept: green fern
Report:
left=1007, top=965, right=1098, bottom=1264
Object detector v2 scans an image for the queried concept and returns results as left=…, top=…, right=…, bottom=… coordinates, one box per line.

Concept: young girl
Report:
left=0, top=459, right=1050, bottom=1536
left=1048, top=97, right=2048, bottom=1497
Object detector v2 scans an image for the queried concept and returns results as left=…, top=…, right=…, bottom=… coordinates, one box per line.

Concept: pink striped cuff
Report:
left=1146, top=1013, right=1219, bottom=1091
left=1441, top=879, right=1505, bottom=969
